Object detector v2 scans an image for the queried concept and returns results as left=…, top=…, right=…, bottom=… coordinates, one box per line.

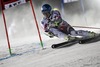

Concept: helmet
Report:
left=41, top=4, right=52, bottom=13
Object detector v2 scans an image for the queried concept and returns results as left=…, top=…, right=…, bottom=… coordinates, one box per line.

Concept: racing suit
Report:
left=41, top=10, right=76, bottom=40
left=41, top=10, right=95, bottom=40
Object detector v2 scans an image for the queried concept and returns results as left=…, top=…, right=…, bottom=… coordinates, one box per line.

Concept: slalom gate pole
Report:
left=0, top=0, right=12, bottom=55
left=29, top=0, right=44, bottom=49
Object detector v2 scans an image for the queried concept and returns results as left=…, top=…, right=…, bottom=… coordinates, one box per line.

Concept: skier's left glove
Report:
left=48, top=32, right=54, bottom=38
left=44, top=32, right=54, bottom=38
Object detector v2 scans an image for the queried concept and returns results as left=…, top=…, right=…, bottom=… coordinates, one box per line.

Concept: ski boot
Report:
left=64, top=35, right=76, bottom=41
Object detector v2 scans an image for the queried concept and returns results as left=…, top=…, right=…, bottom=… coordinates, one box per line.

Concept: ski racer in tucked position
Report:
left=41, top=4, right=96, bottom=41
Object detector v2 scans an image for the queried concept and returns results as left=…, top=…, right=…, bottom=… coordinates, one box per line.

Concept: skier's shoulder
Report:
left=51, top=8, right=61, bottom=15
left=41, top=16, right=47, bottom=21
left=41, top=17, right=48, bottom=24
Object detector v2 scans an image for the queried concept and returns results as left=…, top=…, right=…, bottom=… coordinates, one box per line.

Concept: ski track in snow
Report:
left=0, top=38, right=100, bottom=67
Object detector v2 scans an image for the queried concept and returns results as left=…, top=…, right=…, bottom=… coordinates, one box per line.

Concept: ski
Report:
left=79, top=34, right=100, bottom=44
left=51, top=39, right=78, bottom=48
left=51, top=34, right=100, bottom=48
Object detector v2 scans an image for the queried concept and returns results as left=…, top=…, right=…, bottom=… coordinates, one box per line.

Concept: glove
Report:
left=48, top=32, right=54, bottom=38
left=44, top=32, right=54, bottom=38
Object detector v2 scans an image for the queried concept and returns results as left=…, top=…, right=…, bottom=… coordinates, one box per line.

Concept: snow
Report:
left=0, top=0, right=100, bottom=67
left=0, top=38, right=100, bottom=67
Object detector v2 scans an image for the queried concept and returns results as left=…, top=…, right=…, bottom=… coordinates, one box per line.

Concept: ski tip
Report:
left=51, top=44, right=56, bottom=48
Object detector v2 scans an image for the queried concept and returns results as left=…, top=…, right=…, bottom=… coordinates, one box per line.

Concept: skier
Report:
left=40, top=4, right=95, bottom=41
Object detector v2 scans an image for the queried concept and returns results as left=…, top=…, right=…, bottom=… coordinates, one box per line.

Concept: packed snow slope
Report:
left=0, top=38, right=100, bottom=67
left=0, top=0, right=100, bottom=67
